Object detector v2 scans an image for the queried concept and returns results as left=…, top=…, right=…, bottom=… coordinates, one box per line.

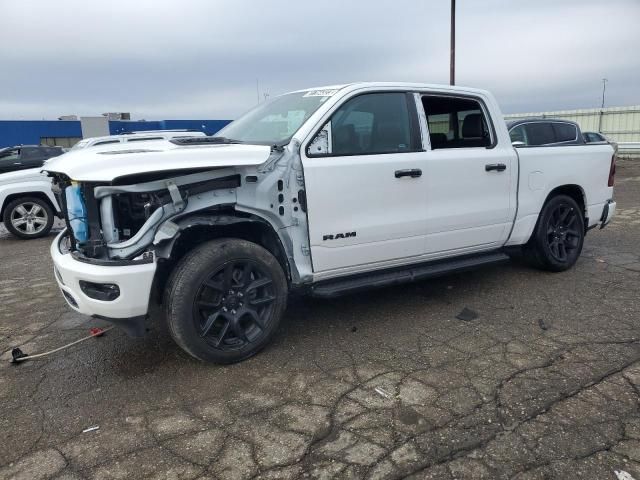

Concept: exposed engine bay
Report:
left=47, top=141, right=314, bottom=285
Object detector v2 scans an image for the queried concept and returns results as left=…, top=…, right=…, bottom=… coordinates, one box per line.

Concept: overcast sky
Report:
left=1, top=0, right=638, bottom=120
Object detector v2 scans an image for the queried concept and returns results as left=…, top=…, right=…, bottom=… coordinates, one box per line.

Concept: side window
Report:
left=524, top=123, right=555, bottom=146
left=509, top=125, right=528, bottom=145
left=93, top=140, right=120, bottom=146
left=0, top=148, right=20, bottom=162
left=421, top=95, right=492, bottom=149
left=307, top=92, right=413, bottom=157
left=20, top=147, right=44, bottom=162
left=553, top=123, right=577, bottom=143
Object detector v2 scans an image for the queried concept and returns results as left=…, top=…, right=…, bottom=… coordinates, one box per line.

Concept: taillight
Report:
left=608, top=154, right=616, bottom=187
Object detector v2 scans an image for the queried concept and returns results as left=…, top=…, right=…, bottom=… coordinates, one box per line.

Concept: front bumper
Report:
left=51, top=230, right=157, bottom=318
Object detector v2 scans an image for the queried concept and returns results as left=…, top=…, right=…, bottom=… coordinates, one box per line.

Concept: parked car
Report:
left=583, top=131, right=618, bottom=152
left=70, top=130, right=206, bottom=150
left=507, top=119, right=585, bottom=147
left=0, top=168, right=60, bottom=239
left=0, top=145, right=64, bottom=175
left=0, top=137, right=189, bottom=240
left=44, top=82, right=617, bottom=364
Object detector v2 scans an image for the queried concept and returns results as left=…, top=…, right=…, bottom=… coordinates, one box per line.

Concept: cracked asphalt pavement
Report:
left=1, top=160, right=640, bottom=480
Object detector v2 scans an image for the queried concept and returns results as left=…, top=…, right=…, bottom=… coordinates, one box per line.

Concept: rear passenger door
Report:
left=302, top=91, right=428, bottom=275
left=419, top=94, right=516, bottom=255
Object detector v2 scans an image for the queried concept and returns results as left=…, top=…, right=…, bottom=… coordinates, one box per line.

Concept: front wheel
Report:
left=164, top=239, right=288, bottom=364
left=524, top=194, right=585, bottom=272
left=2, top=197, right=54, bottom=239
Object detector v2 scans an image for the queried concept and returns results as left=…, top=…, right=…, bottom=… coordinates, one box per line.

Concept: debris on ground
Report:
left=82, top=426, right=100, bottom=433
left=374, top=387, right=391, bottom=399
left=538, top=318, right=548, bottom=330
left=615, top=470, right=637, bottom=480
left=456, top=307, right=479, bottom=322
left=351, top=326, right=357, bottom=333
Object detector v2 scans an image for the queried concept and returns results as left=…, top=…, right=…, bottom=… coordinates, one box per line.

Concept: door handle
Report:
left=395, top=169, right=422, bottom=178
left=485, top=163, right=507, bottom=172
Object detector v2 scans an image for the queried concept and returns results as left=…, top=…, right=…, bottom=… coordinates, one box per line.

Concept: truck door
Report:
left=418, top=94, right=515, bottom=255
left=301, top=91, right=428, bottom=274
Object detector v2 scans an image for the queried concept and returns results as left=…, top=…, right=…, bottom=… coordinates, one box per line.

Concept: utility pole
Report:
left=450, top=0, right=456, bottom=85
left=256, top=79, right=260, bottom=103
left=601, top=78, right=608, bottom=109
left=598, top=78, right=608, bottom=133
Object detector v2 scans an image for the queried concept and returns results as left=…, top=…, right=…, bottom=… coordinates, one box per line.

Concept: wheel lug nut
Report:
left=222, top=307, right=228, bottom=312
left=231, top=309, right=236, bottom=315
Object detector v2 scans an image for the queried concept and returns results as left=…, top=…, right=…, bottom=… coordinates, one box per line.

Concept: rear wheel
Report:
left=165, top=238, right=288, bottom=364
left=2, top=197, right=54, bottom=239
left=524, top=194, right=585, bottom=272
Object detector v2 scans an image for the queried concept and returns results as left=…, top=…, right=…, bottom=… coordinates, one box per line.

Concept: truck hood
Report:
left=0, top=168, right=49, bottom=186
left=42, top=142, right=273, bottom=182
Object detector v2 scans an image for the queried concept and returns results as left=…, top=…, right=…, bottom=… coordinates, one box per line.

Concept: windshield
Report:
left=216, top=90, right=338, bottom=145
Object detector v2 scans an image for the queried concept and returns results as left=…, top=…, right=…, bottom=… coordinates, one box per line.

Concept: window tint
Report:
left=509, top=125, right=527, bottom=144
left=20, top=147, right=44, bottom=161
left=524, top=123, right=555, bottom=146
left=422, top=96, right=491, bottom=149
left=311, top=92, right=413, bottom=156
left=553, top=123, right=577, bottom=142
left=0, top=149, right=20, bottom=161
left=45, top=147, right=63, bottom=157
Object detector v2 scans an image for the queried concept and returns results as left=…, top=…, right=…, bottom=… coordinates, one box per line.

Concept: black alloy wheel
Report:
left=193, top=259, right=276, bottom=350
left=546, top=203, right=581, bottom=263
left=165, top=238, right=288, bottom=364
left=524, top=194, right=585, bottom=272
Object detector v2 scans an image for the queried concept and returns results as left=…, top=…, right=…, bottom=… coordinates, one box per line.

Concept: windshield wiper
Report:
left=170, top=136, right=243, bottom=146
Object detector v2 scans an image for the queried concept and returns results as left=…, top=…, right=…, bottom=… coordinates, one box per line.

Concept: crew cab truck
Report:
left=44, top=82, right=617, bottom=364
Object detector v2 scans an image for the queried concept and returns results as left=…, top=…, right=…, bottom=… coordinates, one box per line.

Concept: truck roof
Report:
left=294, top=82, right=492, bottom=97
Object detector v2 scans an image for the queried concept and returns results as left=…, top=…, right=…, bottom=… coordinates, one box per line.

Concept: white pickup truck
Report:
left=44, top=82, right=617, bottom=363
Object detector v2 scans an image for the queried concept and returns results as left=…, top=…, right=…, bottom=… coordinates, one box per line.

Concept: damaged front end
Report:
left=47, top=141, right=314, bottom=288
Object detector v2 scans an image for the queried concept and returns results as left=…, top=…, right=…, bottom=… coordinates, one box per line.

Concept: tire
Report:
left=523, top=194, right=585, bottom=272
left=164, top=238, right=288, bottom=364
left=2, top=196, right=54, bottom=240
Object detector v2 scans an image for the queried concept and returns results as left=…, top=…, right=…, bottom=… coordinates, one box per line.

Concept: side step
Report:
left=311, top=251, right=510, bottom=298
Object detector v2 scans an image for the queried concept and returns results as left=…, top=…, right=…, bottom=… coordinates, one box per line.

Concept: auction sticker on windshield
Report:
left=303, top=89, right=339, bottom=97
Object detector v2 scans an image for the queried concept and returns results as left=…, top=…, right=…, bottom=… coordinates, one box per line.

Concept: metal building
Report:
left=0, top=118, right=231, bottom=149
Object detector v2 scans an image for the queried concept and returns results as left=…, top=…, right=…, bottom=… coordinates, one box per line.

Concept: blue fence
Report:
left=0, top=119, right=232, bottom=148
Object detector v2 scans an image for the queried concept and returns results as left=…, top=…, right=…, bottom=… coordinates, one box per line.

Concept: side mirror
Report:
left=512, top=141, right=525, bottom=148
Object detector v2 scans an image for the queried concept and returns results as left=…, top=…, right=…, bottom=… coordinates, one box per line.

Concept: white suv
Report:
left=70, top=130, right=206, bottom=150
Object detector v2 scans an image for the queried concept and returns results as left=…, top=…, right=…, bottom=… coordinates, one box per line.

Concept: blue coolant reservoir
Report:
left=65, top=182, right=88, bottom=244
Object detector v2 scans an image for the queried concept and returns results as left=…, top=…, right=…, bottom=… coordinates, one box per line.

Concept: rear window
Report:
left=524, top=123, right=555, bottom=146
left=553, top=123, right=577, bottom=143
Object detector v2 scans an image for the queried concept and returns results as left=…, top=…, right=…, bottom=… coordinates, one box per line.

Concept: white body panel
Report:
left=51, top=231, right=156, bottom=318
left=506, top=144, right=614, bottom=245
left=0, top=168, right=60, bottom=214
left=44, top=143, right=271, bottom=181
left=303, top=151, right=428, bottom=272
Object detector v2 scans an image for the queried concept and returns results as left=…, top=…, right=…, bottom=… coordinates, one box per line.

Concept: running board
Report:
left=311, top=251, right=510, bottom=298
